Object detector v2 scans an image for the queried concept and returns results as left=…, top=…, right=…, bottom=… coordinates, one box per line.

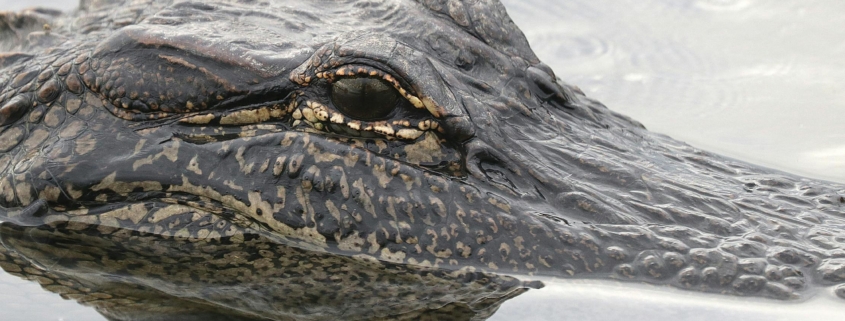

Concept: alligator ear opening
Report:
left=526, top=65, right=572, bottom=109
left=465, top=140, right=523, bottom=196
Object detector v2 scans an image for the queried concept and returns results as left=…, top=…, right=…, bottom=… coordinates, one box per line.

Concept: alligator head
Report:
left=1, top=0, right=845, bottom=320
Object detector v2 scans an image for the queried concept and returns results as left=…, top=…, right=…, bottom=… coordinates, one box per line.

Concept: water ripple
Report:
left=502, top=0, right=845, bottom=183
left=692, top=0, right=754, bottom=12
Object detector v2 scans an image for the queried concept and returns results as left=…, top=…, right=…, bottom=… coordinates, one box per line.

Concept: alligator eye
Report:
left=330, top=77, right=400, bottom=121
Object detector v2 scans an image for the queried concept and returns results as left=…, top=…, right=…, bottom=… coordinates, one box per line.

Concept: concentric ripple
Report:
left=692, top=0, right=754, bottom=11
left=502, top=0, right=845, bottom=183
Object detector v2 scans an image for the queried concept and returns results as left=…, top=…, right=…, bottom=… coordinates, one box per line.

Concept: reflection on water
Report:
left=502, top=0, right=845, bottom=184
left=493, top=278, right=845, bottom=321
left=0, top=269, right=105, bottom=320
left=0, top=222, right=534, bottom=320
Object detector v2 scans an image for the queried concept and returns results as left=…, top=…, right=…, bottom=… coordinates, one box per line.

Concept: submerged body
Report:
left=0, top=0, right=844, bottom=320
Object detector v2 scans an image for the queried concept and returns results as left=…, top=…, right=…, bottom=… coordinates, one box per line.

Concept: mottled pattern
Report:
left=1, top=0, right=845, bottom=320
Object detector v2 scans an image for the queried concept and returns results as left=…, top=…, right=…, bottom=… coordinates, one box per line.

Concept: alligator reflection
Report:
left=0, top=222, right=537, bottom=321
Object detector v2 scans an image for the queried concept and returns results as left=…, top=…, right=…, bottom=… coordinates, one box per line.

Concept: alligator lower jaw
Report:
left=0, top=194, right=259, bottom=241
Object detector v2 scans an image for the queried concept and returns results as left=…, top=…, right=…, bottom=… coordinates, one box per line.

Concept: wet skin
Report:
left=1, top=0, right=845, bottom=320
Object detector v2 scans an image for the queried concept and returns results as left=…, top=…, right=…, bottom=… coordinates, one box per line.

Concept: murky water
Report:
left=501, top=0, right=845, bottom=184
left=1, top=0, right=844, bottom=320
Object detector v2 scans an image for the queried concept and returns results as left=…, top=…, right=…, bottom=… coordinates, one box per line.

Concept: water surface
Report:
left=493, top=278, right=845, bottom=321
left=502, top=0, right=845, bottom=183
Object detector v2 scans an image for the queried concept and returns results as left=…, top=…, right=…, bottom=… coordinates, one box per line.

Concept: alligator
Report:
left=1, top=0, right=845, bottom=320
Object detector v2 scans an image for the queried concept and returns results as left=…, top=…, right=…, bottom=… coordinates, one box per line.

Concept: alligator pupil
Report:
left=330, top=77, right=399, bottom=121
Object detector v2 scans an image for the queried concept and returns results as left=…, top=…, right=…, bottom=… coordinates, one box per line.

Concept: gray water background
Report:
left=502, top=0, right=845, bottom=184
left=1, top=0, right=844, bottom=320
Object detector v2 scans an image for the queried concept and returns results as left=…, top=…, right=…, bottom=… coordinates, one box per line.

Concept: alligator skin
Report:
left=1, top=0, right=844, bottom=320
